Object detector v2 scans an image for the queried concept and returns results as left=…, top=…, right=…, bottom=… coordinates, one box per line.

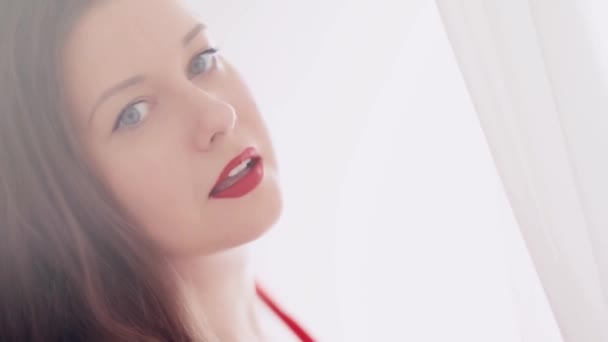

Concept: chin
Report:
left=202, top=171, right=283, bottom=254
left=236, top=173, right=284, bottom=245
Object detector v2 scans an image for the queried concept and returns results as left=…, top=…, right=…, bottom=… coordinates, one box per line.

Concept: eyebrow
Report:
left=88, top=23, right=207, bottom=125
left=182, top=23, right=206, bottom=46
left=88, top=75, right=144, bottom=125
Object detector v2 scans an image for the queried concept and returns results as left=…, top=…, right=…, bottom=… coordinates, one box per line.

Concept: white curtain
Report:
left=435, top=1, right=608, bottom=341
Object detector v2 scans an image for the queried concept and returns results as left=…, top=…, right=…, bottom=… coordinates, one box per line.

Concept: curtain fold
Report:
left=435, top=1, right=608, bottom=341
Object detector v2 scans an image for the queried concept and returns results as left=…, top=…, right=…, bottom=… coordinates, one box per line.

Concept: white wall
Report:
left=184, top=1, right=561, bottom=341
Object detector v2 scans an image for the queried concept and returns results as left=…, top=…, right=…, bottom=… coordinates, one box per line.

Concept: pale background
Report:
left=183, top=1, right=562, bottom=341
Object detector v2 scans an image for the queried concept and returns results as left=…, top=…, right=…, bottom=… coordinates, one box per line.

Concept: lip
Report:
left=209, top=147, right=264, bottom=199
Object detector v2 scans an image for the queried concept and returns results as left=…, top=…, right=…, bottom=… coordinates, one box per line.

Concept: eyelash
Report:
left=112, top=47, right=221, bottom=132
left=188, top=47, right=221, bottom=79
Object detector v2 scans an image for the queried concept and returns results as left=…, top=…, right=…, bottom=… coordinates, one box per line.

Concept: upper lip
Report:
left=210, top=147, right=260, bottom=194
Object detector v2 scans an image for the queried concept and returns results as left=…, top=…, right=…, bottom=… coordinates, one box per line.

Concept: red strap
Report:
left=255, top=283, right=316, bottom=342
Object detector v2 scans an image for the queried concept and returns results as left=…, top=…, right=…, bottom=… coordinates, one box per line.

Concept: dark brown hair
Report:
left=0, top=2, right=199, bottom=341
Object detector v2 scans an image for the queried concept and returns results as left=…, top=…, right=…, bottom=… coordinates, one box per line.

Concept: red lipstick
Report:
left=209, top=147, right=263, bottom=199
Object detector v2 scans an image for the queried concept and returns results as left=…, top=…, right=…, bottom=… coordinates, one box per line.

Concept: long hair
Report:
left=0, top=2, right=198, bottom=341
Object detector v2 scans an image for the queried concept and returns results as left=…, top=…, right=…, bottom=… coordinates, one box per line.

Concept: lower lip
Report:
left=209, top=159, right=264, bottom=199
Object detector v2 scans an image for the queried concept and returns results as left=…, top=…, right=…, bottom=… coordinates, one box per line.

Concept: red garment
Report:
left=255, top=284, right=316, bottom=342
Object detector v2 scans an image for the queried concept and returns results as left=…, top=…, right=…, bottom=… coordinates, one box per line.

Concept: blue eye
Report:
left=113, top=101, right=150, bottom=131
left=188, top=48, right=219, bottom=78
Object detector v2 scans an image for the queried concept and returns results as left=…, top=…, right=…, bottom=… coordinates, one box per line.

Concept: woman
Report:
left=0, top=0, right=314, bottom=341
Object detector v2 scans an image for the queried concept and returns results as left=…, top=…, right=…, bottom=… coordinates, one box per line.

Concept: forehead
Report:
left=62, top=0, right=200, bottom=121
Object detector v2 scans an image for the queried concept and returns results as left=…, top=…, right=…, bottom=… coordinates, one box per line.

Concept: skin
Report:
left=62, top=0, right=288, bottom=340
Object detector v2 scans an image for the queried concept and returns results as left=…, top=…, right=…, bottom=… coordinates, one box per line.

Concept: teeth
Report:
left=228, top=158, right=251, bottom=177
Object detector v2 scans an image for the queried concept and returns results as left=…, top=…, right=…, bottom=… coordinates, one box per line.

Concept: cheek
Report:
left=99, top=154, right=207, bottom=254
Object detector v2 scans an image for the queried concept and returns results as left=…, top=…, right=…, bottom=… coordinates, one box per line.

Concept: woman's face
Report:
left=63, top=0, right=282, bottom=257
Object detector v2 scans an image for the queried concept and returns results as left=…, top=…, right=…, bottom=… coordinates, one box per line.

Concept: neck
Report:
left=169, top=246, right=265, bottom=342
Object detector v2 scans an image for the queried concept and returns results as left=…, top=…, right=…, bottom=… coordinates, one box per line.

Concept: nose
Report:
left=183, top=87, right=237, bottom=152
